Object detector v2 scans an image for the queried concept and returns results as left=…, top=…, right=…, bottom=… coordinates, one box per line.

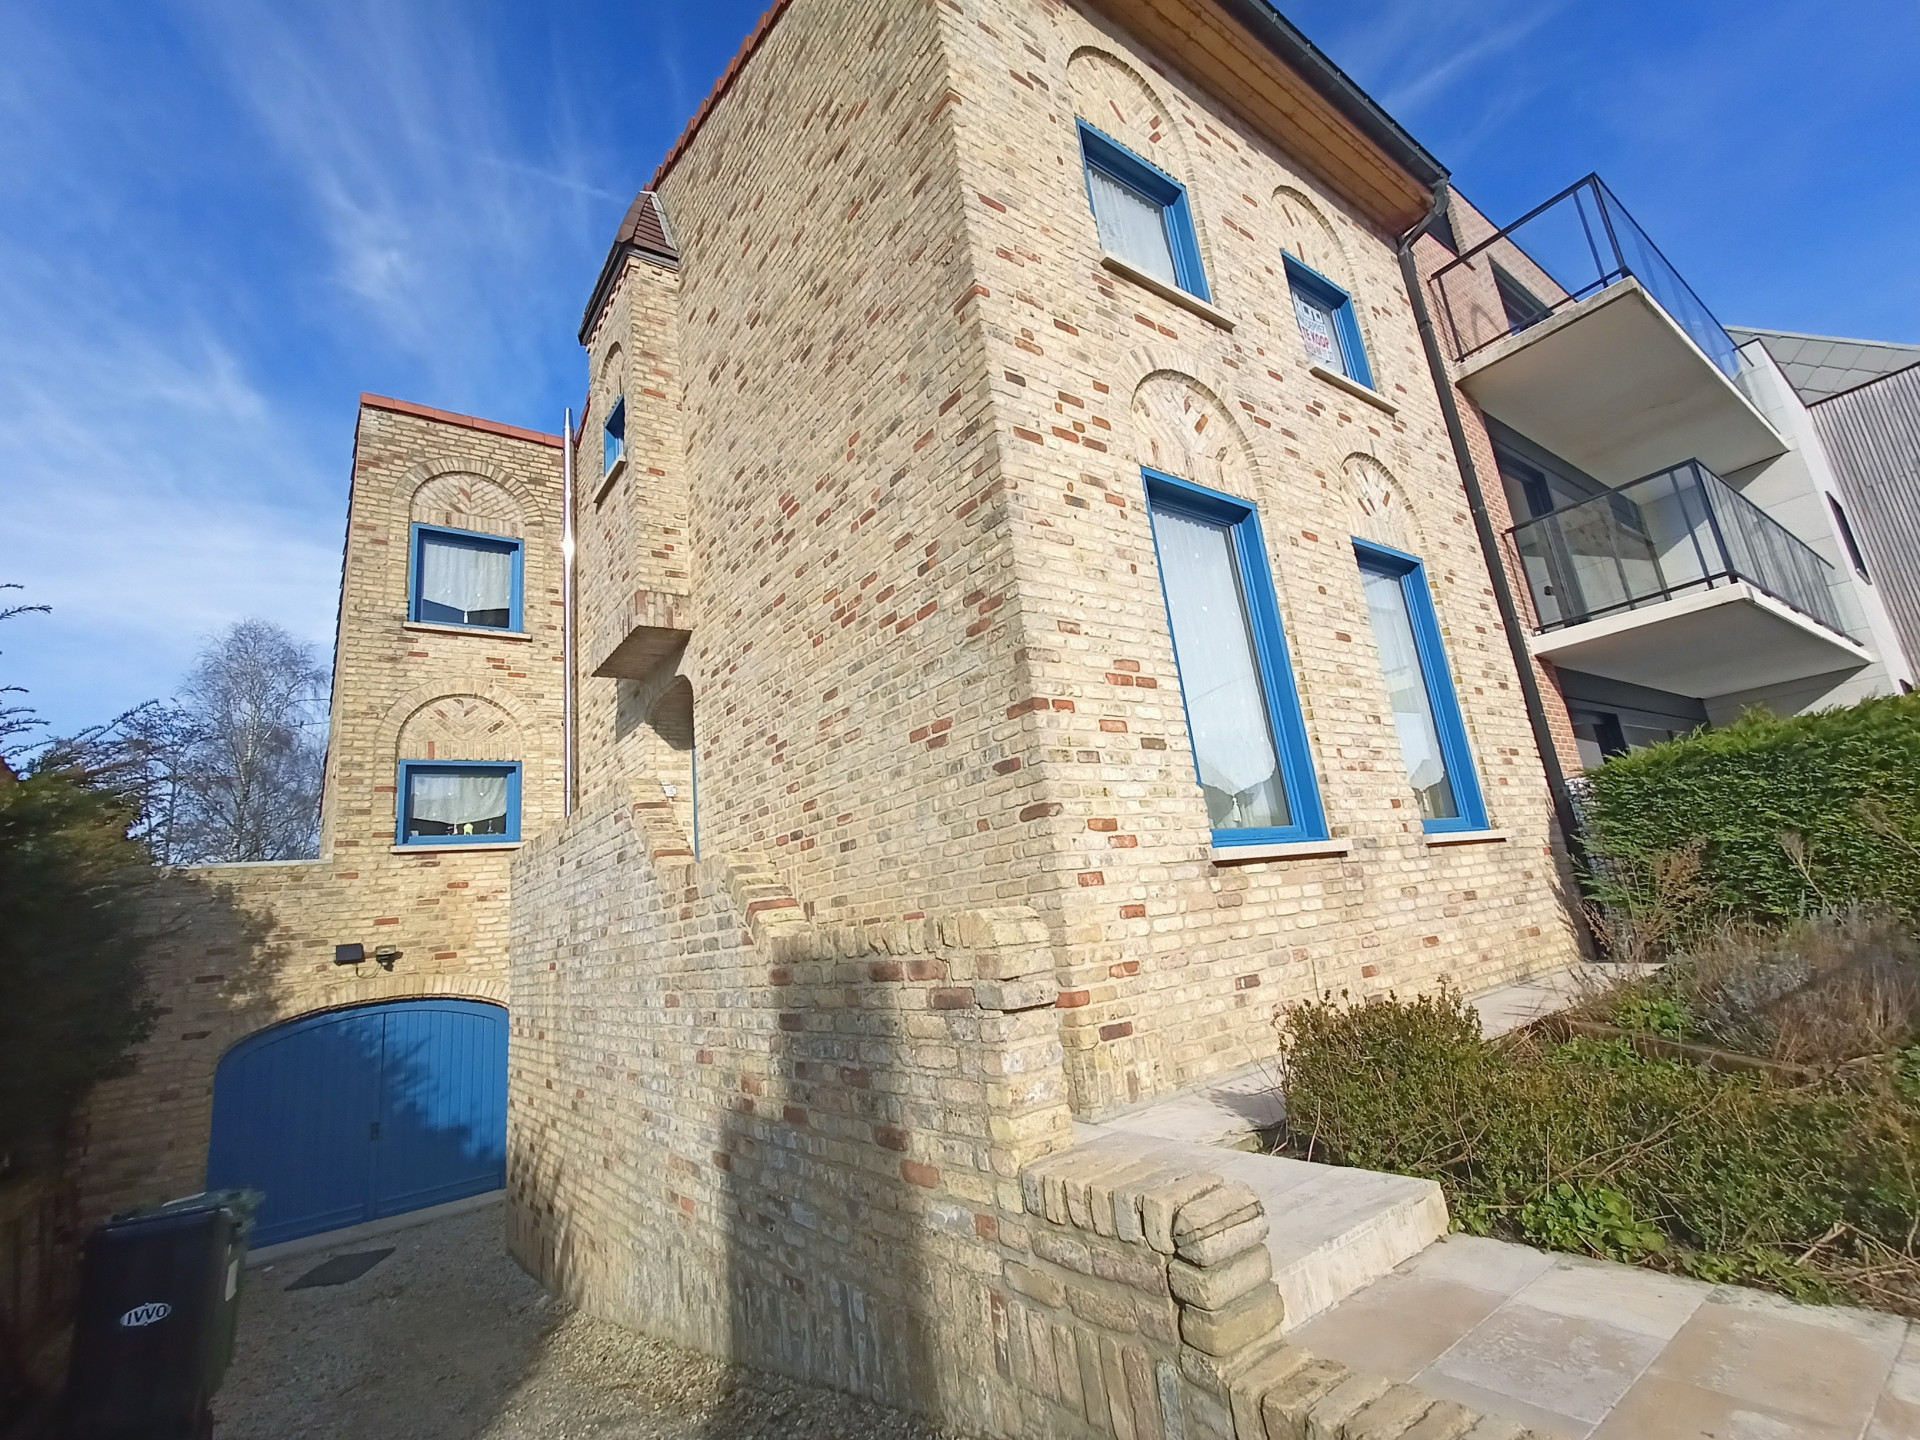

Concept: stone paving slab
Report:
left=1292, top=1234, right=1917, bottom=1439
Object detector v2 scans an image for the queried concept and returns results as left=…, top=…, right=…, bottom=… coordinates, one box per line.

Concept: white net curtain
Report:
left=1088, top=166, right=1177, bottom=287
left=1359, top=568, right=1459, bottom=821
left=1151, top=506, right=1291, bottom=831
left=406, top=769, right=511, bottom=839
left=418, top=535, right=514, bottom=628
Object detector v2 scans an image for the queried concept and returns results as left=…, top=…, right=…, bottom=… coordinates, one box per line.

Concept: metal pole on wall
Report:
left=562, top=407, right=577, bottom=817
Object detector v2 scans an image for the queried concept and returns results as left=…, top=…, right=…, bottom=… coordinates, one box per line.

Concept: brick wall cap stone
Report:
left=1344, top=1385, right=1440, bottom=1440
left=1172, top=1181, right=1262, bottom=1242
left=1168, top=1244, right=1272, bottom=1309
left=1260, top=1358, right=1351, bottom=1438
left=1141, top=1172, right=1224, bottom=1254
left=1175, top=1213, right=1270, bottom=1267
left=1177, top=1284, right=1285, bottom=1356
left=1306, top=1372, right=1396, bottom=1439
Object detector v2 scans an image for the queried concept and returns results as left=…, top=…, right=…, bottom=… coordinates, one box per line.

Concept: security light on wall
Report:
left=373, top=947, right=402, bottom=971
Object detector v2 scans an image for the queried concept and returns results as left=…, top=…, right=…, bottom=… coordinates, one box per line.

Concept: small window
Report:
left=1078, top=122, right=1210, bottom=302
left=1353, top=540, right=1488, bottom=833
left=397, top=761, right=521, bottom=846
left=604, top=397, right=626, bottom=476
left=1284, top=255, right=1373, bottom=389
left=410, top=525, right=523, bottom=631
left=1827, top=494, right=1870, bottom=581
left=1145, top=470, right=1326, bottom=847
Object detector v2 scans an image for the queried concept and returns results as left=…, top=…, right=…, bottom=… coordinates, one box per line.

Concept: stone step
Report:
left=1070, top=1129, right=1447, bottom=1330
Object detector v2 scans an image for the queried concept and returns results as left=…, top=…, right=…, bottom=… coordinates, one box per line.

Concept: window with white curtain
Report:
left=411, top=526, right=522, bottom=630
left=1078, top=122, right=1211, bottom=302
left=1353, top=541, right=1487, bottom=832
left=1145, top=471, right=1325, bottom=845
left=398, top=762, right=521, bottom=845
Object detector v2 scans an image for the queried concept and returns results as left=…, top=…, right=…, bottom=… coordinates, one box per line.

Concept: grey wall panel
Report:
left=1811, top=364, right=1920, bottom=676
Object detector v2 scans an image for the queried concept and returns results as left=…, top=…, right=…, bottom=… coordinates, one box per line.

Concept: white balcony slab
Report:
left=1527, top=581, right=1870, bottom=699
left=1457, top=279, right=1786, bottom=486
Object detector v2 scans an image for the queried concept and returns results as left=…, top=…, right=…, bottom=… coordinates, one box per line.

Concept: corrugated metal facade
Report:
left=1811, top=363, right=1920, bottom=676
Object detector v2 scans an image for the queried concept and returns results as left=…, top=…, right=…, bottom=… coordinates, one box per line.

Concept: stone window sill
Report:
left=391, top=842, right=523, bottom=855
left=1211, top=838, right=1352, bottom=865
left=1100, top=254, right=1236, bottom=332
left=1309, top=365, right=1397, bottom=415
left=1423, top=829, right=1509, bottom=848
left=593, top=454, right=626, bottom=506
left=402, top=621, right=531, bottom=643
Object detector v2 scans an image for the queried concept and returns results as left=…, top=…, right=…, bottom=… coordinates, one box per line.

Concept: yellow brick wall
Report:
left=77, top=400, right=565, bottom=1222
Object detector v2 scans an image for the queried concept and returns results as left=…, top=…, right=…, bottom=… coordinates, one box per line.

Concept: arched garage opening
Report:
left=207, top=999, right=508, bottom=1248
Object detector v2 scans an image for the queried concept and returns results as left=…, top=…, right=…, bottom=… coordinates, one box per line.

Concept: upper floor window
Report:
left=1285, top=255, right=1373, bottom=389
left=1144, top=470, right=1325, bottom=847
left=410, top=524, right=523, bottom=632
left=1078, top=122, right=1210, bottom=302
left=397, top=760, right=521, bottom=846
left=604, top=397, right=626, bottom=476
left=1353, top=539, right=1487, bottom=833
left=1826, top=494, right=1871, bottom=581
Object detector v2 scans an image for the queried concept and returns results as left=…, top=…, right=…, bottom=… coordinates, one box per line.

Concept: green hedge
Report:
left=1279, top=989, right=1920, bottom=1310
left=1580, top=693, right=1920, bottom=928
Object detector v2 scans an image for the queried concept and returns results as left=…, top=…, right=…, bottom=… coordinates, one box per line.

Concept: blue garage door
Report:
left=207, top=999, right=508, bottom=1248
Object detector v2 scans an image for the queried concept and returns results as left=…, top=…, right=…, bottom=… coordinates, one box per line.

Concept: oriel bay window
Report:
left=1352, top=539, right=1488, bottom=833
left=1144, top=470, right=1326, bottom=847
left=1078, top=122, right=1211, bottom=302
left=397, top=761, right=522, bottom=846
left=410, top=524, right=523, bottom=631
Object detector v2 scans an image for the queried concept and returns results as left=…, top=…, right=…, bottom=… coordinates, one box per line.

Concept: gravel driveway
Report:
left=217, top=1201, right=956, bottom=1440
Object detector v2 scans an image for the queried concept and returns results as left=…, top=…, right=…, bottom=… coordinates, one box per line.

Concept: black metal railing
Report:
left=1430, top=175, right=1741, bottom=380
left=1509, top=460, right=1852, bottom=638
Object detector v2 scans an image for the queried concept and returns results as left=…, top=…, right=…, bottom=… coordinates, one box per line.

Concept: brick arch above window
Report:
left=1340, top=453, right=1424, bottom=557
left=389, top=458, right=546, bottom=538
left=410, top=473, right=525, bottom=540
left=1128, top=368, right=1259, bottom=501
left=393, top=693, right=524, bottom=765
left=1064, top=46, right=1192, bottom=184
left=1270, top=186, right=1353, bottom=292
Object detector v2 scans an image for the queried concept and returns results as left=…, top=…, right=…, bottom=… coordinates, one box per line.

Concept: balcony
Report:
left=1511, top=460, right=1871, bottom=698
left=1430, top=177, right=1785, bottom=485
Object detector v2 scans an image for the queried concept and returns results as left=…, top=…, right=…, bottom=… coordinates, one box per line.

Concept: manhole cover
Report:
left=287, top=1248, right=395, bottom=1290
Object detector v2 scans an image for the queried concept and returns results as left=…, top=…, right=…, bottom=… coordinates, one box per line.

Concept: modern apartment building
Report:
left=1732, top=327, right=1920, bottom=679
left=1418, top=183, right=1914, bottom=773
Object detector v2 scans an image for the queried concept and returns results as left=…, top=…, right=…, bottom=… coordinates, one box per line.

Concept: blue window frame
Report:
left=1078, top=122, right=1211, bottom=303
left=396, top=761, right=522, bottom=846
left=409, top=524, right=524, bottom=632
left=1143, top=469, right=1326, bottom=847
left=603, top=396, right=625, bottom=476
left=1351, top=539, right=1487, bottom=834
left=1284, top=254, right=1373, bottom=389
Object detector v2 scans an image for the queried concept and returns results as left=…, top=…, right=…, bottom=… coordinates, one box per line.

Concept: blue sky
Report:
left=3, top=0, right=1916, bottom=734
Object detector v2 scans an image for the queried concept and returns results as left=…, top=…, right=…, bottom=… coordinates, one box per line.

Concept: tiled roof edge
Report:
left=359, top=394, right=564, bottom=449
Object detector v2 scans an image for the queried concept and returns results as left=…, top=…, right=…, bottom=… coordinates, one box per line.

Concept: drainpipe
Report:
left=562, top=407, right=577, bottom=817
left=1395, top=185, right=1586, bottom=863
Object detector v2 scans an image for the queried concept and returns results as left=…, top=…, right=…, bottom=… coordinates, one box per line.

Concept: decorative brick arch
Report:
left=1340, top=452, right=1426, bottom=557
left=234, top=974, right=510, bottom=1054
left=391, top=457, right=546, bottom=535
left=1065, top=47, right=1193, bottom=181
left=1127, top=366, right=1261, bottom=501
left=395, top=693, right=525, bottom=765
left=1269, top=185, right=1379, bottom=370
left=411, top=472, right=526, bottom=539
left=377, top=682, right=533, bottom=768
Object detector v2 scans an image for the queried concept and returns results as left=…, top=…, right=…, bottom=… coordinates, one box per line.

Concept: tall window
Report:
left=1078, top=122, right=1211, bottom=302
left=397, top=761, right=521, bottom=846
left=1145, top=470, right=1325, bottom=846
left=1284, top=255, right=1373, bottom=389
left=410, top=525, right=523, bottom=632
left=1353, top=540, right=1487, bottom=833
left=604, top=396, right=626, bottom=476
